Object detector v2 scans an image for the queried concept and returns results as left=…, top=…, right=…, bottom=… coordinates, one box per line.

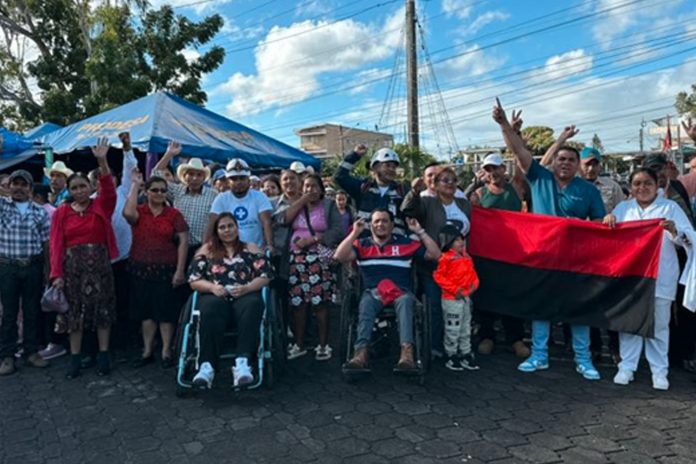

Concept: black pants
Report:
left=669, top=283, right=696, bottom=364
left=198, top=292, right=263, bottom=369
left=0, top=260, right=43, bottom=358
left=477, top=309, right=525, bottom=345
left=590, top=327, right=619, bottom=353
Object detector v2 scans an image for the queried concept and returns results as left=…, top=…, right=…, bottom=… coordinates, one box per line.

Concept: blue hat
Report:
left=212, top=169, right=226, bottom=181
left=580, top=147, right=601, bottom=163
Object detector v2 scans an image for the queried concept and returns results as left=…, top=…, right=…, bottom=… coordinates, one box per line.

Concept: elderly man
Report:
left=153, top=142, right=217, bottom=258
left=44, top=161, right=73, bottom=206
left=335, top=144, right=409, bottom=235
left=494, top=100, right=605, bottom=380
left=206, top=158, right=273, bottom=249
left=0, top=170, right=50, bottom=375
left=334, top=209, right=441, bottom=373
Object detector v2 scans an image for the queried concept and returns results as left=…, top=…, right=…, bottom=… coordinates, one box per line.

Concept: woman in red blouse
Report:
left=123, top=172, right=189, bottom=369
left=50, top=138, right=118, bottom=379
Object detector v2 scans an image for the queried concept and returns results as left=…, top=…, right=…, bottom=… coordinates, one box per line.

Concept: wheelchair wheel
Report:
left=264, top=288, right=285, bottom=388
left=338, top=287, right=358, bottom=365
left=175, top=294, right=201, bottom=392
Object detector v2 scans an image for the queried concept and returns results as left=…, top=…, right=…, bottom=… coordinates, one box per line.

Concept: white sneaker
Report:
left=193, top=362, right=215, bottom=389
left=233, top=358, right=253, bottom=387
left=652, top=375, right=669, bottom=391
left=613, top=369, right=634, bottom=385
left=287, top=343, right=307, bottom=360
left=315, top=345, right=332, bottom=361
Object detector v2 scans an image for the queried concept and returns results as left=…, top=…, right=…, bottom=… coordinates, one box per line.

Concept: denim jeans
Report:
left=531, top=320, right=590, bottom=364
left=354, top=290, right=414, bottom=349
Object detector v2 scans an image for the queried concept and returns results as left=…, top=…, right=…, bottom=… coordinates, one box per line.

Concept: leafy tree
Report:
left=0, top=1, right=224, bottom=128
left=393, top=143, right=436, bottom=180
left=564, top=140, right=586, bottom=152
left=676, top=84, right=696, bottom=118
left=521, top=126, right=554, bottom=157
left=591, top=133, right=604, bottom=152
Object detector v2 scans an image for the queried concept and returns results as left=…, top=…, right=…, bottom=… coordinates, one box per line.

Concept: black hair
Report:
left=67, top=172, right=91, bottom=188
left=629, top=167, right=658, bottom=185
left=33, top=183, right=50, bottom=201
left=557, top=145, right=580, bottom=161
left=303, top=173, right=325, bottom=199
left=425, top=161, right=441, bottom=170
left=262, top=174, right=281, bottom=191
left=370, top=207, right=394, bottom=223
left=145, top=175, right=167, bottom=190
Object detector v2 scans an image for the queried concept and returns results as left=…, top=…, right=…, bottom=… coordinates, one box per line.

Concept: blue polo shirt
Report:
left=353, top=234, right=425, bottom=291
left=526, top=160, right=605, bottom=219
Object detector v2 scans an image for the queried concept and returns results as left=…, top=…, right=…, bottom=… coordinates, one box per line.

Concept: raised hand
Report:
left=559, top=125, right=579, bottom=141
left=91, top=137, right=110, bottom=160
left=411, top=176, right=426, bottom=194
left=165, top=141, right=182, bottom=157
left=682, top=118, right=696, bottom=143
left=511, top=110, right=523, bottom=133
left=132, top=168, right=144, bottom=188
left=352, top=218, right=366, bottom=236
left=492, top=97, right=508, bottom=125
left=354, top=143, right=368, bottom=157
left=406, top=217, right=424, bottom=233
left=118, top=132, right=131, bottom=151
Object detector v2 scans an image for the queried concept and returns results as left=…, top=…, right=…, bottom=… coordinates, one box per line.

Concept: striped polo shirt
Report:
left=353, top=234, right=425, bottom=291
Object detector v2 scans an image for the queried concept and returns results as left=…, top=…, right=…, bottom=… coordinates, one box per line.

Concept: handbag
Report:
left=41, top=286, right=70, bottom=314
left=303, top=205, right=335, bottom=261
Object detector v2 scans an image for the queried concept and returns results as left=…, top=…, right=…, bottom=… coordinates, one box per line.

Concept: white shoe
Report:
left=193, top=362, right=215, bottom=389
left=233, top=358, right=253, bottom=387
left=287, top=343, right=307, bottom=360
left=613, top=369, right=633, bottom=385
left=652, top=375, right=669, bottom=391
left=315, top=345, right=332, bottom=361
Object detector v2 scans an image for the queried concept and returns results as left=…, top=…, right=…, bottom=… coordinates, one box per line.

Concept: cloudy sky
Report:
left=161, top=0, right=696, bottom=157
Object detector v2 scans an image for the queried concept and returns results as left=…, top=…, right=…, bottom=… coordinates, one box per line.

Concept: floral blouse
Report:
left=188, top=250, right=274, bottom=297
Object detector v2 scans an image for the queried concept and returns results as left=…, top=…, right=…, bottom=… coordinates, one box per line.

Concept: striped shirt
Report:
left=0, top=198, right=50, bottom=259
left=353, top=234, right=425, bottom=291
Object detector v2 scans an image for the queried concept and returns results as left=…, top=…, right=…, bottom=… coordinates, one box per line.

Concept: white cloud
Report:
left=591, top=0, right=684, bottom=48
left=531, top=49, right=594, bottom=82
left=149, top=0, right=233, bottom=15
left=213, top=10, right=404, bottom=116
left=461, top=10, right=510, bottom=35
left=442, top=0, right=473, bottom=19
left=438, top=44, right=507, bottom=79
left=181, top=47, right=200, bottom=64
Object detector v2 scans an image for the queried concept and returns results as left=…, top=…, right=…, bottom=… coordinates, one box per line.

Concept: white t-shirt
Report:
left=443, top=201, right=470, bottom=236
left=210, top=189, right=273, bottom=247
left=14, top=201, right=30, bottom=216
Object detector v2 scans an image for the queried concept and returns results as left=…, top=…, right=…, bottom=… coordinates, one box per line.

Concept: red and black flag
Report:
left=469, top=207, right=663, bottom=337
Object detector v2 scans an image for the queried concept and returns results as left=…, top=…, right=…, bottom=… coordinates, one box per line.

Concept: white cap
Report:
left=290, top=161, right=307, bottom=174
left=225, top=158, right=251, bottom=177
left=370, top=148, right=400, bottom=168
left=482, top=153, right=504, bottom=168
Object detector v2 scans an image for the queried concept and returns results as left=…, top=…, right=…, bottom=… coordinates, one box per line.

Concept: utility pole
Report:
left=405, top=0, right=419, bottom=149
left=639, top=118, right=645, bottom=154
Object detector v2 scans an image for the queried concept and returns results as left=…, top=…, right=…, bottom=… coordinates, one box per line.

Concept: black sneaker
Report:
left=445, top=355, right=464, bottom=372
left=459, top=352, right=480, bottom=371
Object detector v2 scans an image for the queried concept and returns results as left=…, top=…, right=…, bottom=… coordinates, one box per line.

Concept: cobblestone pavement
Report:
left=2, top=346, right=696, bottom=464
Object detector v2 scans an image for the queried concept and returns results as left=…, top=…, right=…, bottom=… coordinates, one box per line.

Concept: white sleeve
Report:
left=671, top=203, right=695, bottom=246
left=210, top=194, right=226, bottom=214
left=120, top=149, right=138, bottom=194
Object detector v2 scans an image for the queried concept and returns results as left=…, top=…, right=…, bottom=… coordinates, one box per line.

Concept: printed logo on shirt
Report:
left=391, top=246, right=400, bottom=256
left=234, top=206, right=249, bottom=221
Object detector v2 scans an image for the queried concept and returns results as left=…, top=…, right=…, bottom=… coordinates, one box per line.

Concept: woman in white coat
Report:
left=603, top=167, right=693, bottom=391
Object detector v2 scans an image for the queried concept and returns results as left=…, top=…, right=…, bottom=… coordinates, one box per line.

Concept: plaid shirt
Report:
left=163, top=180, right=217, bottom=246
left=0, top=198, right=50, bottom=259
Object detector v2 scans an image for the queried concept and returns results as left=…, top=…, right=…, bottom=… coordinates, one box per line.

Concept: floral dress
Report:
left=188, top=249, right=274, bottom=299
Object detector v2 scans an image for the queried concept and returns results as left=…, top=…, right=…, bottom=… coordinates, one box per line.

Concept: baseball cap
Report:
left=290, top=161, right=307, bottom=174
left=438, top=222, right=465, bottom=251
left=8, top=169, right=33, bottom=185
left=482, top=153, right=504, bottom=168
left=225, top=158, right=251, bottom=178
left=580, top=147, right=601, bottom=163
left=212, top=169, right=226, bottom=181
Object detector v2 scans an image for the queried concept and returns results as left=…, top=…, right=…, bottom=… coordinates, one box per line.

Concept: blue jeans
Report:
left=354, top=290, right=414, bottom=349
left=531, top=320, right=591, bottom=364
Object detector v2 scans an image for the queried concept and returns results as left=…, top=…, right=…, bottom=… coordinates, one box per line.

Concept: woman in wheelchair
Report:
left=188, top=213, right=273, bottom=388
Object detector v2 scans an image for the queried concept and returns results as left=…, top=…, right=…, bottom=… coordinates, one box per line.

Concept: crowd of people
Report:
left=2, top=107, right=696, bottom=392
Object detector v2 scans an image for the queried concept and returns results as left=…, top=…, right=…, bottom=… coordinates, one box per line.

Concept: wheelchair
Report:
left=338, top=273, right=431, bottom=385
left=174, top=285, right=285, bottom=397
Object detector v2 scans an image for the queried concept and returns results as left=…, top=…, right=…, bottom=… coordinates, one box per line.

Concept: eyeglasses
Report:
left=437, top=178, right=458, bottom=185
left=148, top=188, right=167, bottom=194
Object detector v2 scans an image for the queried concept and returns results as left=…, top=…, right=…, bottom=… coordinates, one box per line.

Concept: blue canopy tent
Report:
left=43, top=92, right=319, bottom=169
left=24, top=122, right=63, bottom=142
left=0, top=128, right=39, bottom=171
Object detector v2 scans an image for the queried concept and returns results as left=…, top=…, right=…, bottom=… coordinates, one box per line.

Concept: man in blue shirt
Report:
left=493, top=100, right=605, bottom=380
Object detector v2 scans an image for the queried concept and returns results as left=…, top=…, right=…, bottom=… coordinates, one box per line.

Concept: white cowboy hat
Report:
left=176, top=158, right=211, bottom=183
left=43, top=161, right=74, bottom=178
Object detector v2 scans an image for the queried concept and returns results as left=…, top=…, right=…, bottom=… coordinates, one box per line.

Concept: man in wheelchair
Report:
left=333, top=208, right=441, bottom=372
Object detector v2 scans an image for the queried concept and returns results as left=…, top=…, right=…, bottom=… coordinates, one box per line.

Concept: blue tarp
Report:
left=0, top=128, right=38, bottom=171
left=24, top=122, right=63, bottom=142
left=43, top=92, right=319, bottom=169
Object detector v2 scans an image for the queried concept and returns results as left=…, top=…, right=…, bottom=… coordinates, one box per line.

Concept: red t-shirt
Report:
left=129, top=204, right=189, bottom=266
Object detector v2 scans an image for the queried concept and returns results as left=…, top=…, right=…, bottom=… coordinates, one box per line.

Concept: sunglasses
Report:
left=148, top=188, right=167, bottom=194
